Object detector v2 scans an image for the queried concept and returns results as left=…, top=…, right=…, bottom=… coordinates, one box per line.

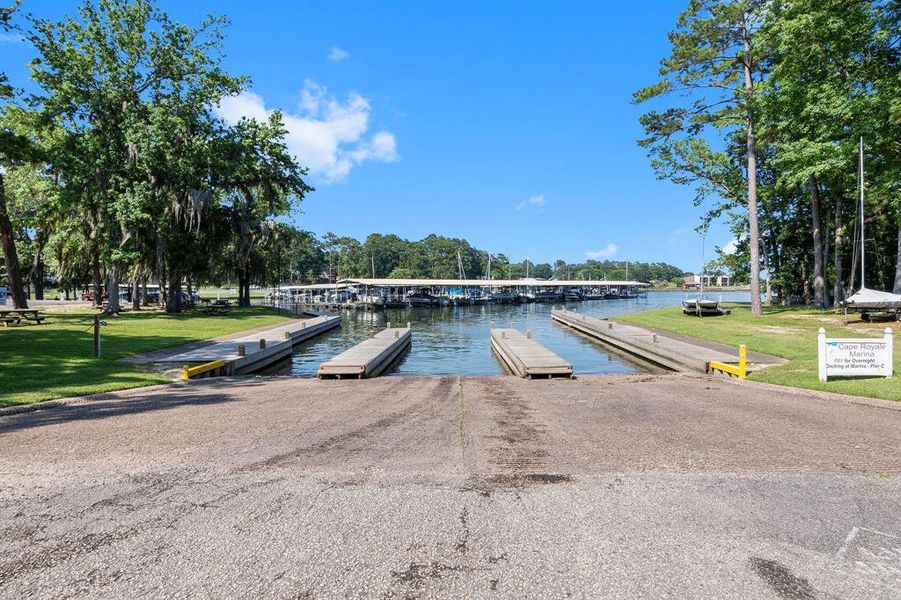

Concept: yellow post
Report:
left=738, top=344, right=747, bottom=378
left=182, top=365, right=190, bottom=380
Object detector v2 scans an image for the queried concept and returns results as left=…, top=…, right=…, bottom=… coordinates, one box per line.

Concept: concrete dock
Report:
left=551, top=308, right=767, bottom=373
left=318, top=324, right=411, bottom=379
left=490, top=327, right=573, bottom=378
left=165, top=315, right=341, bottom=376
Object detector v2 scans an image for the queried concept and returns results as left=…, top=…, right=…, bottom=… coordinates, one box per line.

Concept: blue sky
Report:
left=2, top=0, right=735, bottom=271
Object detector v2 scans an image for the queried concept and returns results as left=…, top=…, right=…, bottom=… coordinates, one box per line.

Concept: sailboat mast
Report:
left=859, top=136, right=865, bottom=289
left=700, top=234, right=705, bottom=297
left=371, top=254, right=376, bottom=278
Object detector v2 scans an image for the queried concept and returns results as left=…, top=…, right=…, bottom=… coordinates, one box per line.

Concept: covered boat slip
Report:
left=490, top=328, right=573, bottom=379
left=318, top=325, right=412, bottom=379
left=273, top=278, right=650, bottom=307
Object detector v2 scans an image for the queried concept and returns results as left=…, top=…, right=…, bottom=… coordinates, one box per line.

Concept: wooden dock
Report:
left=318, top=324, right=412, bottom=379
left=166, top=315, right=342, bottom=377
left=551, top=308, right=748, bottom=373
left=490, top=328, right=573, bottom=379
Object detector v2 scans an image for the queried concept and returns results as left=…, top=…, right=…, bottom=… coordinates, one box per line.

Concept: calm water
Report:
left=267, top=291, right=752, bottom=377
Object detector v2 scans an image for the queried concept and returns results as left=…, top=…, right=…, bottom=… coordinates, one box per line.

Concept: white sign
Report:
left=818, top=327, right=894, bottom=382
left=0, top=287, right=7, bottom=305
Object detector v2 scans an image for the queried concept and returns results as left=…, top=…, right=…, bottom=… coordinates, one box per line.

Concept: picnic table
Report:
left=0, top=308, right=46, bottom=327
left=199, top=299, right=231, bottom=316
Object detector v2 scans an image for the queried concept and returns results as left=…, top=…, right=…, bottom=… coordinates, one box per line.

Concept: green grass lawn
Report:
left=0, top=307, right=294, bottom=407
left=618, top=304, right=901, bottom=401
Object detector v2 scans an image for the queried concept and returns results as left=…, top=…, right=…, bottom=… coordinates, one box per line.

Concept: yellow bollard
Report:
left=738, top=344, right=747, bottom=378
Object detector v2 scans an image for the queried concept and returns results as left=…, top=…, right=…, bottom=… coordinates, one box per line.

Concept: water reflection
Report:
left=268, top=291, right=751, bottom=377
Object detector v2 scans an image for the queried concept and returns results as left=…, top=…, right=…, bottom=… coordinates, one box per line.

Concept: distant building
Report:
left=683, top=274, right=731, bottom=288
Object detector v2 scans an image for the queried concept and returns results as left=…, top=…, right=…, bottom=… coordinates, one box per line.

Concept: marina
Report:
left=318, top=324, right=412, bottom=379
left=270, top=278, right=649, bottom=310
left=269, top=291, right=754, bottom=377
left=490, top=327, right=573, bottom=378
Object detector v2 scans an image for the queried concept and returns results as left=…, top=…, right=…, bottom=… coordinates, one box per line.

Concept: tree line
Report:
left=0, top=0, right=310, bottom=312
left=274, top=231, right=686, bottom=284
left=635, top=0, right=899, bottom=312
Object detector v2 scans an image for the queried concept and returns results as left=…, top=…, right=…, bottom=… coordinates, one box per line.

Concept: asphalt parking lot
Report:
left=1, top=373, right=899, bottom=598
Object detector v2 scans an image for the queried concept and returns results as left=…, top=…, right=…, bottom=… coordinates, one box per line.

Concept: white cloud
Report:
left=667, top=227, right=692, bottom=244
left=516, top=194, right=546, bottom=211
left=722, top=239, right=739, bottom=255
left=586, top=244, right=619, bottom=259
left=216, top=80, right=398, bottom=182
left=328, top=47, right=350, bottom=62
left=0, top=32, right=24, bottom=43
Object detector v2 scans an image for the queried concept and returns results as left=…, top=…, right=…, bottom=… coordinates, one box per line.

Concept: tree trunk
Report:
left=238, top=272, right=251, bottom=307
left=142, top=279, right=150, bottom=306
left=743, top=29, right=762, bottom=316
left=809, top=175, right=827, bottom=309
left=165, top=274, right=182, bottom=314
left=0, top=173, right=28, bottom=309
left=106, top=267, right=120, bottom=314
left=833, top=198, right=845, bottom=305
left=91, top=253, right=102, bottom=308
left=894, top=225, right=901, bottom=295
left=31, top=232, right=47, bottom=301
left=802, top=261, right=812, bottom=306
left=131, top=263, right=141, bottom=311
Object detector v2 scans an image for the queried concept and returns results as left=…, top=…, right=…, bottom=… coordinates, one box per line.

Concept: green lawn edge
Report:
left=0, top=307, right=295, bottom=407
left=617, top=304, right=901, bottom=402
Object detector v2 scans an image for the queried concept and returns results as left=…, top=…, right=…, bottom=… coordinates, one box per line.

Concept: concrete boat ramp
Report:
left=552, top=308, right=782, bottom=374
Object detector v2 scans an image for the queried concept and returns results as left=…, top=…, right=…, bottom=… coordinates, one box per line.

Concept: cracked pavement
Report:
left=1, top=373, right=900, bottom=598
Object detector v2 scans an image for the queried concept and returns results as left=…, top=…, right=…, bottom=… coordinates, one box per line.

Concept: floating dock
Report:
left=490, top=328, right=573, bottom=379
left=552, top=308, right=745, bottom=373
left=318, top=324, right=412, bottom=379
left=167, top=315, right=342, bottom=378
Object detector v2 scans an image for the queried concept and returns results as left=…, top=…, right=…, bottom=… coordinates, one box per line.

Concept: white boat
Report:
left=841, top=139, right=901, bottom=318
left=844, top=287, right=901, bottom=310
left=683, top=235, right=728, bottom=316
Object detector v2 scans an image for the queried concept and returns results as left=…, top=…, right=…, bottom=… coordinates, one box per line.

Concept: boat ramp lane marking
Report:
left=489, top=328, right=573, bottom=379
left=318, top=324, right=412, bottom=379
